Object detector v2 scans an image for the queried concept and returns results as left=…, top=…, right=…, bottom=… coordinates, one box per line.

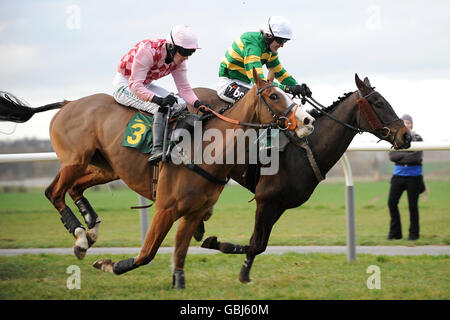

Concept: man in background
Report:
left=387, top=114, right=426, bottom=241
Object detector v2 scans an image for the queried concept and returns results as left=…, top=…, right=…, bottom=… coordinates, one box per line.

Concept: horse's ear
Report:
left=363, top=77, right=372, bottom=88
left=252, top=67, right=263, bottom=89
left=267, top=69, right=275, bottom=83
left=355, top=73, right=370, bottom=94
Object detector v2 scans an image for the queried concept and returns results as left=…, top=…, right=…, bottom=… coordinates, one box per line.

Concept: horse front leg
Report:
left=239, top=201, right=284, bottom=283
left=193, top=206, right=214, bottom=242
left=93, top=207, right=175, bottom=276
left=172, top=213, right=205, bottom=289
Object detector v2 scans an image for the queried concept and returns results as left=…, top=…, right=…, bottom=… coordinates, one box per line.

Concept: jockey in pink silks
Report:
left=112, top=25, right=206, bottom=164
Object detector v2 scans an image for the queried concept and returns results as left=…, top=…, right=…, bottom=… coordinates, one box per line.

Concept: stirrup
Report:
left=148, top=151, right=163, bottom=164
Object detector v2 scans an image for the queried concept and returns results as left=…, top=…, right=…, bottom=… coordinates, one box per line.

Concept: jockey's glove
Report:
left=285, top=83, right=312, bottom=98
left=151, top=94, right=178, bottom=107
left=194, top=100, right=213, bottom=115
left=194, top=100, right=207, bottom=109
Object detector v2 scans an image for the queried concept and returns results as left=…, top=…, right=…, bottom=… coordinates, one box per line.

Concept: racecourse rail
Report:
left=1, top=141, right=450, bottom=262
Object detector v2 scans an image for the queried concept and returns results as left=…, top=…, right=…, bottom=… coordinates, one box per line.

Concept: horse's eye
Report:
left=375, top=101, right=384, bottom=108
left=269, top=93, right=278, bottom=100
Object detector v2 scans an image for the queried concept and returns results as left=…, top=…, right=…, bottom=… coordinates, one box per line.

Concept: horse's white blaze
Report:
left=275, top=87, right=315, bottom=138
left=74, top=227, right=88, bottom=249
left=295, top=106, right=315, bottom=138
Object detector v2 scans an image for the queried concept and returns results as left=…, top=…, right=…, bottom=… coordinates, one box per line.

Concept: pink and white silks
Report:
left=112, top=38, right=198, bottom=114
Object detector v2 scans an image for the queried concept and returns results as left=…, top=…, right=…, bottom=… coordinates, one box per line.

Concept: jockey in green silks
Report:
left=217, top=16, right=312, bottom=103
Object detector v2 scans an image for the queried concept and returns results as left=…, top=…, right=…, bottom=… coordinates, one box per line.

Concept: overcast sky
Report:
left=1, top=0, right=449, bottom=142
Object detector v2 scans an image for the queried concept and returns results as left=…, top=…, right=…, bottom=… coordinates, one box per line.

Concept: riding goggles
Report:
left=274, top=37, right=289, bottom=45
left=177, top=46, right=196, bottom=57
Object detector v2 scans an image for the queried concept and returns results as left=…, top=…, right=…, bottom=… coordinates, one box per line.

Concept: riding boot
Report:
left=148, top=109, right=167, bottom=165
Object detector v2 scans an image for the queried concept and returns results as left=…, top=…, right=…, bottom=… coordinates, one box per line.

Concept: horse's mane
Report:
left=308, top=92, right=354, bottom=119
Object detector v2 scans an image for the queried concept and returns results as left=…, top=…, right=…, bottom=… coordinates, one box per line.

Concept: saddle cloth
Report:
left=122, top=111, right=202, bottom=154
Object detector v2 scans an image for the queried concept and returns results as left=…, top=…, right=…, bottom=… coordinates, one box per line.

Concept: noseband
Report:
left=356, top=90, right=402, bottom=138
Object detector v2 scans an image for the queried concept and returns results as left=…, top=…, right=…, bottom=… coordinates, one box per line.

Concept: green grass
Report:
left=0, top=181, right=449, bottom=248
left=0, top=253, right=448, bottom=300
left=1, top=181, right=449, bottom=300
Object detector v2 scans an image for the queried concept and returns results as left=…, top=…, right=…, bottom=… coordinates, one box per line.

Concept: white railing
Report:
left=341, top=141, right=450, bottom=261
left=1, top=141, right=450, bottom=261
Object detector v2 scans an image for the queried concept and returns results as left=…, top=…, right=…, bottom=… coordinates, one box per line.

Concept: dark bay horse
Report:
left=193, top=74, right=412, bottom=283
left=0, top=68, right=315, bottom=289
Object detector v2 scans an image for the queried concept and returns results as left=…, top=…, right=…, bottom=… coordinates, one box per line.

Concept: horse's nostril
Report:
left=404, top=132, right=412, bottom=143
left=304, top=118, right=310, bottom=125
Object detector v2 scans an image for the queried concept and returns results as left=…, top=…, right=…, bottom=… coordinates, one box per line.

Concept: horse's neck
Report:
left=224, top=93, right=259, bottom=124
left=200, top=92, right=259, bottom=176
left=311, top=92, right=359, bottom=174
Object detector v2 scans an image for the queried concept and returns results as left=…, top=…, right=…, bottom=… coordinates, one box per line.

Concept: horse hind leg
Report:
left=45, top=164, right=89, bottom=259
left=68, top=166, right=118, bottom=248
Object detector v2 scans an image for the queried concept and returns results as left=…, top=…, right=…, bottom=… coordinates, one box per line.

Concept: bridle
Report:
left=201, top=83, right=298, bottom=131
left=184, top=84, right=299, bottom=186
left=300, top=89, right=402, bottom=141
left=257, top=84, right=298, bottom=131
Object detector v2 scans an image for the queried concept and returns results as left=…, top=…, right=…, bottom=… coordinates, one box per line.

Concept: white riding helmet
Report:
left=166, top=25, right=201, bottom=49
left=263, top=16, right=293, bottom=40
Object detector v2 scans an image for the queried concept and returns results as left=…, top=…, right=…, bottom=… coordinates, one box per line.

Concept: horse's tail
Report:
left=0, top=91, right=68, bottom=123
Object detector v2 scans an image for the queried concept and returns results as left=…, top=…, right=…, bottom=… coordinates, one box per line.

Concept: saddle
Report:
left=121, top=109, right=202, bottom=154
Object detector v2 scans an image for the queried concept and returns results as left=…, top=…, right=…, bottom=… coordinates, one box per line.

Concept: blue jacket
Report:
left=389, top=132, right=423, bottom=176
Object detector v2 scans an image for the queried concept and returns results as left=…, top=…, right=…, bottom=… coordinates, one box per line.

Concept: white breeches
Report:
left=112, top=72, right=186, bottom=114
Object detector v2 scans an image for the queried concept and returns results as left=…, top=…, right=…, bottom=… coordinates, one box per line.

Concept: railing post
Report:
left=340, top=153, right=357, bottom=262
left=138, top=195, right=150, bottom=245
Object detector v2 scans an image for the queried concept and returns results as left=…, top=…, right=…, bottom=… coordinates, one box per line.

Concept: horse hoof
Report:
left=172, top=270, right=186, bottom=289
left=93, top=258, right=114, bottom=273
left=201, top=236, right=219, bottom=250
left=239, top=267, right=252, bottom=284
left=239, top=274, right=252, bottom=284
left=73, top=246, right=87, bottom=260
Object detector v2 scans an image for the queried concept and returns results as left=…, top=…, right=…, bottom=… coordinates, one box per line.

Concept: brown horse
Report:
left=192, top=74, right=412, bottom=283
left=0, top=68, right=315, bottom=289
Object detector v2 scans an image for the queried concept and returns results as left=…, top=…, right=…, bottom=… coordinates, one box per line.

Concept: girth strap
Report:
left=185, top=162, right=230, bottom=185
left=299, top=141, right=325, bottom=182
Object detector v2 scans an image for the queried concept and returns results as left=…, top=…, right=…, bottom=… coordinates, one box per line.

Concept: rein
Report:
left=185, top=84, right=299, bottom=185
left=288, top=89, right=402, bottom=181
left=201, top=84, right=298, bottom=131
left=301, top=90, right=401, bottom=139
left=303, top=95, right=363, bottom=133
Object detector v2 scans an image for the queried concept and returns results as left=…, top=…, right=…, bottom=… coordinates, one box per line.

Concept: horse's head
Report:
left=252, top=68, right=315, bottom=138
left=355, top=74, right=411, bottom=149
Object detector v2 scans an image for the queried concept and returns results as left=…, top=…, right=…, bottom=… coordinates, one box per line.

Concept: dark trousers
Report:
left=387, top=175, right=424, bottom=238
